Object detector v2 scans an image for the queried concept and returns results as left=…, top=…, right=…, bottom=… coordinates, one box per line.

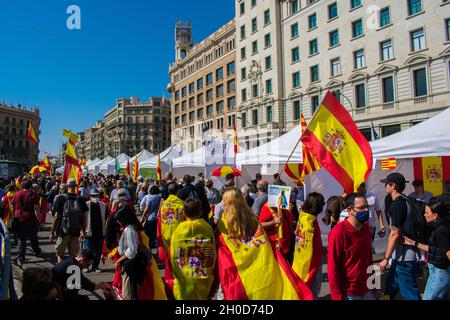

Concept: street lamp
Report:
left=333, top=91, right=355, bottom=119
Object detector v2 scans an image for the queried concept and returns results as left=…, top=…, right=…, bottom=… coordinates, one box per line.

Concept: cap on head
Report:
left=380, top=172, right=409, bottom=185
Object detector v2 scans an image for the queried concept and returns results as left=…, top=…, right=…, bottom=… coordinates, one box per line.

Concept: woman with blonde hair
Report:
left=216, top=188, right=313, bottom=300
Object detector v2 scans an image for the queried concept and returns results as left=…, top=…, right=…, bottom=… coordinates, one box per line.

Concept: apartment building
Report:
left=168, top=20, right=237, bottom=153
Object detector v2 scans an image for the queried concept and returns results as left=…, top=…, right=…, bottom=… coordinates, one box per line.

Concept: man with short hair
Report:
left=177, top=174, right=199, bottom=201
left=109, top=180, right=131, bottom=204
left=438, top=180, right=450, bottom=203
left=220, top=174, right=235, bottom=197
left=409, top=179, right=433, bottom=204
left=252, top=179, right=269, bottom=216
left=12, top=179, right=42, bottom=266
left=50, top=179, right=89, bottom=263
left=251, top=173, right=262, bottom=190
left=52, top=249, right=107, bottom=300
left=379, top=173, right=422, bottom=300
left=328, top=193, right=374, bottom=300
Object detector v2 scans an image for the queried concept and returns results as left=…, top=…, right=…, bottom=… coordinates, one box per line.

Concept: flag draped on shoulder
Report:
left=62, top=141, right=82, bottom=184
left=27, top=122, right=38, bottom=145
left=217, top=219, right=313, bottom=300
left=164, top=219, right=217, bottom=300
left=292, top=211, right=323, bottom=290
left=132, top=156, right=139, bottom=182
left=300, top=92, right=373, bottom=194
left=156, top=153, right=162, bottom=181
left=157, top=195, right=185, bottom=262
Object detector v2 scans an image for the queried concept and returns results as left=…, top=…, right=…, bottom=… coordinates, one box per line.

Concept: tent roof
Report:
left=116, top=153, right=130, bottom=163
left=237, top=125, right=303, bottom=166
left=370, top=107, right=450, bottom=159
left=131, top=149, right=155, bottom=163
left=95, top=156, right=114, bottom=166
left=172, top=142, right=235, bottom=168
left=140, top=145, right=183, bottom=169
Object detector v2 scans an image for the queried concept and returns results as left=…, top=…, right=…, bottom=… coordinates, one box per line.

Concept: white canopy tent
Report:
left=122, top=149, right=155, bottom=167
left=98, top=153, right=130, bottom=175
left=140, top=145, right=183, bottom=172
left=93, top=156, right=113, bottom=175
left=86, top=158, right=101, bottom=172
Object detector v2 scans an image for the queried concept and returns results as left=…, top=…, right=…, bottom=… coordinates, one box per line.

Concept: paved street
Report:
left=10, top=215, right=426, bottom=300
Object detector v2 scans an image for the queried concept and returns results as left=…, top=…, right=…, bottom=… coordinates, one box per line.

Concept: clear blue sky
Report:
left=0, top=0, right=234, bottom=157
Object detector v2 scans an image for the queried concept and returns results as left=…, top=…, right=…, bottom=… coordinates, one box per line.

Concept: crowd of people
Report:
left=0, top=171, right=449, bottom=300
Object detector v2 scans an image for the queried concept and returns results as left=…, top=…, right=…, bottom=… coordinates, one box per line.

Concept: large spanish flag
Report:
left=62, top=141, right=82, bottom=184
left=27, top=121, right=38, bottom=145
left=292, top=211, right=323, bottom=290
left=300, top=91, right=373, bottom=194
left=157, top=195, right=186, bottom=262
left=217, top=219, right=313, bottom=300
left=413, top=156, right=450, bottom=196
left=164, top=218, right=217, bottom=300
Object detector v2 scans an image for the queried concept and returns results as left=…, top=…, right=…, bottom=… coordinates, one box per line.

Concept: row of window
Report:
left=240, top=105, right=273, bottom=128
left=174, top=62, right=235, bottom=100
left=174, top=97, right=236, bottom=125
left=240, top=79, right=273, bottom=102
left=2, top=139, right=31, bottom=148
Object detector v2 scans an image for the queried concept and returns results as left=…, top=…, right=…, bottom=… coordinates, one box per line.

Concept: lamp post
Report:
left=333, top=91, right=355, bottom=119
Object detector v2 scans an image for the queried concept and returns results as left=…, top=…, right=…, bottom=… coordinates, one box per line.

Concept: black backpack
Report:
left=402, top=196, right=428, bottom=244
left=61, top=195, right=82, bottom=236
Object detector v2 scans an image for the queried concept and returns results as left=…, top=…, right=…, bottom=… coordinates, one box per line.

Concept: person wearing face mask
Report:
left=83, top=188, right=108, bottom=273
left=327, top=193, right=374, bottom=300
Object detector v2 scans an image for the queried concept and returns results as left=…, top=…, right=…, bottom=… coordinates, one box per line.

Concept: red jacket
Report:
left=259, top=203, right=294, bottom=255
left=327, top=219, right=372, bottom=300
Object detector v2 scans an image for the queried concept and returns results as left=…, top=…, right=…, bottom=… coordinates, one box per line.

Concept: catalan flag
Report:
left=132, top=155, right=139, bottom=183
left=233, top=123, right=239, bottom=154
left=62, top=141, right=82, bottom=185
left=27, top=121, right=38, bottom=145
left=156, top=153, right=162, bottom=181
left=217, top=219, right=313, bottom=300
left=284, top=163, right=304, bottom=186
left=300, top=91, right=373, bottom=194
left=80, top=158, right=87, bottom=168
left=126, top=158, right=131, bottom=177
left=300, top=114, right=320, bottom=181
left=381, top=158, right=397, bottom=170
left=164, top=218, right=217, bottom=300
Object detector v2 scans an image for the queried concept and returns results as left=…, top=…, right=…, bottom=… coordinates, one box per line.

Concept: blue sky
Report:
left=0, top=0, right=235, bottom=157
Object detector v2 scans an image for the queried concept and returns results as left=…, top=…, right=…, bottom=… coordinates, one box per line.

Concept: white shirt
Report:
left=118, top=226, right=139, bottom=260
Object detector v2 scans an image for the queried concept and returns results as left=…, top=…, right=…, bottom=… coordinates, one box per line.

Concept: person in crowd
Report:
left=12, top=179, right=42, bottom=267
left=357, top=182, right=386, bottom=240
left=126, top=177, right=137, bottom=204
left=220, top=174, right=236, bottom=197
left=52, top=249, right=107, bottom=300
left=165, top=198, right=217, bottom=300
left=140, top=185, right=162, bottom=249
left=21, top=268, right=60, bottom=300
left=409, top=179, right=434, bottom=204
left=273, top=173, right=287, bottom=186
left=33, top=183, right=47, bottom=231
left=50, top=178, right=89, bottom=263
left=194, top=174, right=212, bottom=222
left=157, top=183, right=185, bottom=263
left=46, top=180, right=60, bottom=214
left=292, top=192, right=325, bottom=298
left=241, top=183, right=255, bottom=209
left=137, top=183, right=149, bottom=208
left=1, top=184, right=16, bottom=230
left=178, top=174, right=199, bottom=201
left=136, top=176, right=144, bottom=199
left=83, top=188, right=108, bottom=273
left=379, top=173, right=422, bottom=300
left=384, top=193, right=393, bottom=226
left=109, top=180, right=131, bottom=204
left=252, top=179, right=269, bottom=217
left=322, top=196, right=346, bottom=229
left=78, top=180, right=90, bottom=200
left=328, top=193, right=374, bottom=300
left=205, top=179, right=221, bottom=207
left=251, top=173, right=262, bottom=190
left=438, top=180, right=450, bottom=204
left=403, top=200, right=450, bottom=300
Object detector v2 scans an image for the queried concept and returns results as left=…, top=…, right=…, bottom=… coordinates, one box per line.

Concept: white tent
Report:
left=92, top=156, right=113, bottom=175
left=140, top=145, right=183, bottom=171
left=98, top=154, right=129, bottom=174
left=124, top=149, right=155, bottom=167
left=86, top=158, right=101, bottom=172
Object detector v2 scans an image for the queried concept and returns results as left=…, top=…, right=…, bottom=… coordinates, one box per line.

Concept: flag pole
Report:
left=277, top=134, right=302, bottom=180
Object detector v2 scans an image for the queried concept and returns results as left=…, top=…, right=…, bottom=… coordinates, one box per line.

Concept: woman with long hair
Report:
left=216, top=188, right=313, bottom=300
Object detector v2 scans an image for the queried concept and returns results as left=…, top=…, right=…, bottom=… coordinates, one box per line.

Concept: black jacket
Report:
left=427, top=218, right=450, bottom=269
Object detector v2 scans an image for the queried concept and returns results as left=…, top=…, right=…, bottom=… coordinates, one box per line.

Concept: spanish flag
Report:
left=62, top=141, right=82, bottom=185
left=157, top=195, right=186, bottom=263
left=132, top=156, right=139, bottom=183
left=413, top=156, right=450, bottom=196
left=15, top=176, right=22, bottom=190
left=126, top=158, right=131, bottom=177
left=292, top=211, right=323, bottom=290
left=300, top=91, right=373, bottom=194
left=39, top=156, right=52, bottom=174
left=233, top=123, right=239, bottom=154
left=217, top=219, right=313, bottom=300
left=164, top=218, right=217, bottom=300
left=300, top=114, right=320, bottom=181
left=27, top=121, right=38, bottom=145
left=156, top=153, right=162, bottom=181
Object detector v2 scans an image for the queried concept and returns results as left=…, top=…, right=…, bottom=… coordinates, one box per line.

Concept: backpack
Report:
left=402, top=196, right=428, bottom=245
left=61, top=195, right=82, bottom=236
left=188, top=187, right=199, bottom=199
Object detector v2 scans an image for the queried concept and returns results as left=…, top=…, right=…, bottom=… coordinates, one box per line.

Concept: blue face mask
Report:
left=355, top=210, right=370, bottom=223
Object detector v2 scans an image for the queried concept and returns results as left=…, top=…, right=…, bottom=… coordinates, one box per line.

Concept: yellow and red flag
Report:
left=292, top=211, right=323, bottom=290
left=217, top=219, right=313, bottom=300
left=285, top=164, right=304, bottom=186
left=62, top=141, right=82, bottom=185
left=164, top=218, right=217, bottom=300
left=233, top=123, right=239, bottom=154
left=15, top=176, right=22, bottom=190
left=29, top=165, right=47, bottom=175
left=27, top=121, right=38, bottom=145
left=300, top=114, right=320, bottom=181
left=414, top=156, right=450, bottom=196
left=79, top=158, right=87, bottom=168
left=126, top=158, right=131, bottom=177
left=211, top=166, right=241, bottom=177
left=381, top=158, right=397, bottom=171
left=157, top=195, right=186, bottom=263
left=300, top=91, right=373, bottom=194
left=156, top=153, right=162, bottom=181
left=132, top=155, right=139, bottom=183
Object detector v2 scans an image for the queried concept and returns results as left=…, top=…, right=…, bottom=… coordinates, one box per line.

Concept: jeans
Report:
left=423, top=264, right=450, bottom=300
left=83, top=237, right=104, bottom=269
left=344, top=291, right=375, bottom=300
left=144, top=220, right=157, bottom=250
left=15, top=222, right=41, bottom=262
left=385, top=260, right=421, bottom=300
